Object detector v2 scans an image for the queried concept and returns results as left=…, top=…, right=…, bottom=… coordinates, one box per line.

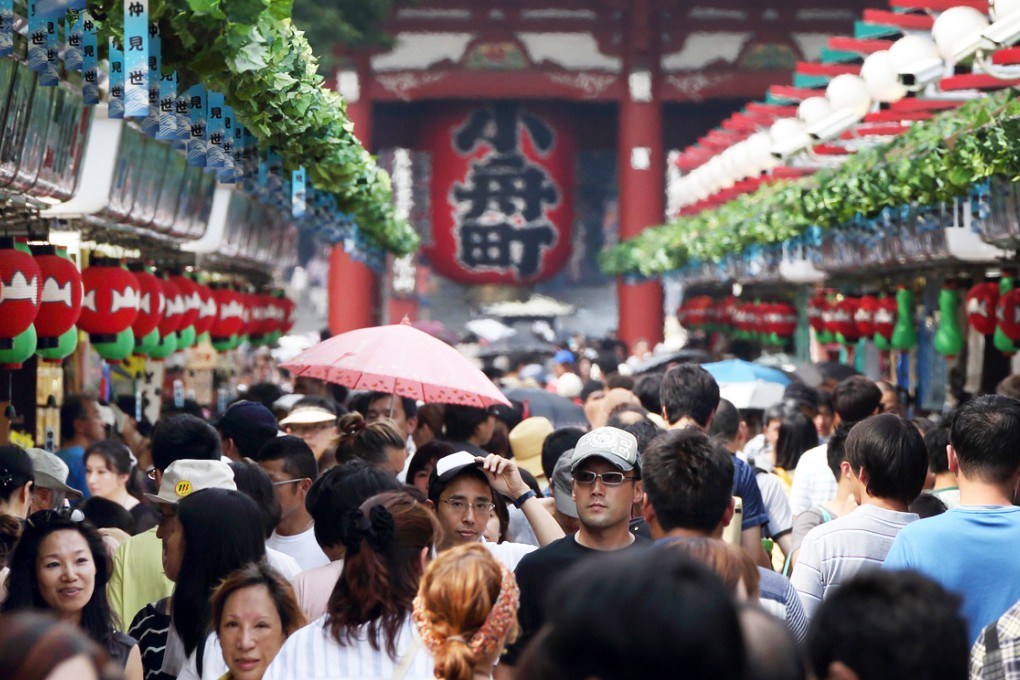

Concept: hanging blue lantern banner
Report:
left=27, top=4, right=49, bottom=73
left=0, top=0, right=12, bottom=57
left=81, top=13, right=98, bottom=104
left=206, top=91, right=227, bottom=168
left=108, top=40, right=124, bottom=118
left=42, top=15, right=58, bottom=86
left=175, top=93, right=189, bottom=145
left=187, top=84, right=207, bottom=167
left=218, top=106, right=235, bottom=183
left=123, top=0, right=148, bottom=117
left=64, top=13, right=82, bottom=72
left=292, top=167, right=306, bottom=218
left=141, top=24, right=159, bottom=136
left=158, top=70, right=176, bottom=141
left=230, top=118, right=244, bottom=183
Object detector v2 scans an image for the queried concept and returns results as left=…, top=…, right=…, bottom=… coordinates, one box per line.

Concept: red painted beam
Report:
left=888, top=98, right=964, bottom=111
left=829, top=37, right=895, bottom=55
left=796, top=62, right=861, bottom=77
left=769, top=85, right=824, bottom=102
left=991, top=47, right=1020, bottom=65
left=862, top=9, right=934, bottom=30
left=746, top=103, right=799, bottom=117
left=939, top=73, right=1020, bottom=90
left=864, top=109, right=933, bottom=122
left=889, top=0, right=987, bottom=11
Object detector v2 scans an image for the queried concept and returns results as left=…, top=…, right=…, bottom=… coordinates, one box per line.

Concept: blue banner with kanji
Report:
left=123, top=0, right=148, bottom=117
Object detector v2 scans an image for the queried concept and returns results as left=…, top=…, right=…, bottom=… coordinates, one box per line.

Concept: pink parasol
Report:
left=281, top=320, right=510, bottom=407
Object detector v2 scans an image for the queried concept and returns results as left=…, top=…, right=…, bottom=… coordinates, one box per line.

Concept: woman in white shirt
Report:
left=265, top=491, right=440, bottom=680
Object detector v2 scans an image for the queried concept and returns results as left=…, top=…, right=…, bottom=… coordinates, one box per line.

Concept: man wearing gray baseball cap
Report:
left=500, top=426, right=649, bottom=673
left=26, top=447, right=83, bottom=511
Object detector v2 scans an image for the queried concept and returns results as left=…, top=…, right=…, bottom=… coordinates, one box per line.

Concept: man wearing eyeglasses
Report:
left=427, top=450, right=565, bottom=572
left=496, top=427, right=649, bottom=679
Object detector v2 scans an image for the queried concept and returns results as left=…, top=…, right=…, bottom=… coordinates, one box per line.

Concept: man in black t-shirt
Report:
left=497, top=427, right=649, bottom=676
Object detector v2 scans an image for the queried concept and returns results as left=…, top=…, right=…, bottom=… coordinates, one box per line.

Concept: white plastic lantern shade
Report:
left=769, top=118, right=811, bottom=157
left=722, top=142, right=753, bottom=181
left=745, top=131, right=776, bottom=174
left=707, top=156, right=734, bottom=190
left=797, top=97, right=834, bottom=125
left=860, top=50, right=908, bottom=103
left=824, top=74, right=872, bottom=119
left=932, top=7, right=989, bottom=63
left=888, top=35, right=944, bottom=91
left=992, top=0, right=1020, bottom=20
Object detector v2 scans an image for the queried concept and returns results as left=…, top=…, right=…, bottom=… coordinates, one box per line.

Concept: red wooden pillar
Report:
left=617, top=66, right=665, bottom=351
left=328, top=60, right=380, bottom=334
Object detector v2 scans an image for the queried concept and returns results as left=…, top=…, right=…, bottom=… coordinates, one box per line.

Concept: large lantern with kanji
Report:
left=421, top=103, right=575, bottom=285
left=967, top=281, right=999, bottom=335
left=0, top=239, right=41, bottom=344
left=32, top=246, right=81, bottom=349
left=78, top=259, right=139, bottom=342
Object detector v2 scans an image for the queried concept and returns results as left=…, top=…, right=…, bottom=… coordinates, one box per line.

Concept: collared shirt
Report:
left=789, top=443, right=837, bottom=515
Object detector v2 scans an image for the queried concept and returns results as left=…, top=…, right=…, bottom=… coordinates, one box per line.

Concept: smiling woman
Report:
left=0, top=510, right=143, bottom=680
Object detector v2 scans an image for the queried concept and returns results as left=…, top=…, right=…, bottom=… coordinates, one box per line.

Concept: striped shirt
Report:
left=791, top=504, right=917, bottom=619
left=264, top=614, right=433, bottom=680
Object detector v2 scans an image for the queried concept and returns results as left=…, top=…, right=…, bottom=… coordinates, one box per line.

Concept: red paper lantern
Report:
left=129, top=267, right=165, bottom=339
left=833, top=298, right=860, bottom=341
left=79, top=260, right=139, bottom=337
left=855, top=296, right=878, bottom=338
left=807, top=294, right=826, bottom=333
left=967, top=282, right=999, bottom=335
left=193, top=282, right=217, bottom=337
left=280, top=296, right=296, bottom=335
left=0, top=242, right=41, bottom=340
left=32, top=246, right=81, bottom=344
left=253, top=293, right=276, bottom=338
left=770, top=303, right=798, bottom=337
left=997, top=289, right=1020, bottom=342
left=873, top=296, right=897, bottom=342
left=158, top=276, right=185, bottom=338
left=210, top=285, right=245, bottom=339
left=170, top=274, right=201, bottom=331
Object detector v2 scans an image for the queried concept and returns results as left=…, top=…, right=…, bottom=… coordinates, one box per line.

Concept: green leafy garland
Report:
left=89, top=0, right=419, bottom=256
left=601, top=89, right=1020, bottom=277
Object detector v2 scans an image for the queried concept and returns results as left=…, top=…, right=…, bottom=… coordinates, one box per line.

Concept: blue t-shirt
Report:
left=55, top=445, right=90, bottom=500
left=884, top=505, right=1020, bottom=643
left=733, top=456, right=768, bottom=531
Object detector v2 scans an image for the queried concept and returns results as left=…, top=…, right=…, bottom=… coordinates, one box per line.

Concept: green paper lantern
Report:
left=0, top=325, right=37, bottom=369
left=133, top=328, right=161, bottom=357
left=93, top=328, right=134, bottom=364
left=891, top=288, right=917, bottom=351
left=212, top=334, right=235, bottom=353
left=149, top=332, right=178, bottom=360
left=36, top=327, right=78, bottom=363
left=177, top=325, right=197, bottom=349
left=995, top=277, right=1018, bottom=355
left=933, top=286, right=965, bottom=358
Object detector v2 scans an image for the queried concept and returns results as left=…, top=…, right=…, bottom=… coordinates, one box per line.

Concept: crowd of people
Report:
left=2, top=346, right=1020, bottom=680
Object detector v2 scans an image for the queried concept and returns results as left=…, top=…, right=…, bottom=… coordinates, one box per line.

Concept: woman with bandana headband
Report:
left=413, top=543, right=520, bottom=680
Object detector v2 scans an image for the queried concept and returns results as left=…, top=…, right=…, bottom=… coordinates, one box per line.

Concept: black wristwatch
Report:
left=512, top=489, right=537, bottom=509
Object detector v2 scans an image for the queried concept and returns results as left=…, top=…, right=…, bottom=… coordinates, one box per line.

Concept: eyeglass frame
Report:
left=272, top=478, right=307, bottom=487
left=440, top=498, right=497, bottom=514
left=572, top=470, right=637, bottom=486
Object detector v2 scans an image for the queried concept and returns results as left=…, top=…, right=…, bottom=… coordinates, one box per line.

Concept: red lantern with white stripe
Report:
left=79, top=259, right=139, bottom=339
left=32, top=245, right=81, bottom=348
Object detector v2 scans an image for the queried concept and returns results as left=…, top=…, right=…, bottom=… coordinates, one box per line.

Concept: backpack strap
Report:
left=982, top=617, right=1005, bottom=680
left=818, top=507, right=833, bottom=523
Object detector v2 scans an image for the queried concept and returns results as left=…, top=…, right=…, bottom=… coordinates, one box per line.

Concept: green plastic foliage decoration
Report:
left=602, top=89, right=1020, bottom=277
left=36, top=327, right=78, bottom=362
left=89, top=0, right=417, bottom=256
left=93, top=328, right=135, bottom=364
left=891, top=288, right=917, bottom=351
left=0, top=325, right=36, bottom=369
left=995, top=277, right=1017, bottom=355
left=933, top=286, right=965, bottom=358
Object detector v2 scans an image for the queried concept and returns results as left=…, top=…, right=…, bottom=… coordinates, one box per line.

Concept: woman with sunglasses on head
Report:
left=413, top=543, right=520, bottom=680
left=265, top=491, right=440, bottom=680
left=0, top=508, right=143, bottom=680
left=84, top=440, right=158, bottom=534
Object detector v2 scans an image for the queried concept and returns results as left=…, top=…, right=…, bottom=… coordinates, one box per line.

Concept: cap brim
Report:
left=143, top=493, right=179, bottom=506
left=279, top=410, right=336, bottom=426
left=35, top=473, right=84, bottom=499
left=570, top=451, right=635, bottom=472
left=553, top=485, right=578, bottom=518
